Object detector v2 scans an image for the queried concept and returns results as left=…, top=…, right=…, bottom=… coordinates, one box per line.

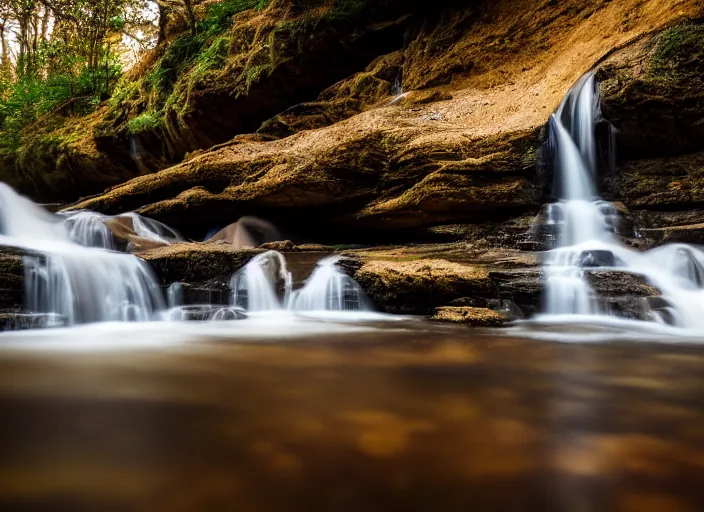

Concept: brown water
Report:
left=0, top=323, right=703, bottom=511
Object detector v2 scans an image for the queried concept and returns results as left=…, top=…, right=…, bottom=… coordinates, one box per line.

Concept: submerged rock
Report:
left=431, top=307, right=505, bottom=327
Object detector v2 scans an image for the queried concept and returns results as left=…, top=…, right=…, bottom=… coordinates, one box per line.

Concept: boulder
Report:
left=207, top=218, right=282, bottom=248
left=431, top=307, right=505, bottom=327
left=489, top=269, right=543, bottom=316
left=140, top=243, right=262, bottom=286
left=352, top=259, right=492, bottom=315
left=584, top=270, right=660, bottom=298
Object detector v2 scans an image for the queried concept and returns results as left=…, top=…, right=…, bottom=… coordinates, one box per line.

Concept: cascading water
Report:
left=0, top=183, right=375, bottom=330
left=121, top=212, right=183, bottom=245
left=231, top=251, right=292, bottom=311
left=0, top=184, right=165, bottom=325
left=62, top=210, right=182, bottom=249
left=231, top=252, right=372, bottom=312
left=540, top=72, right=704, bottom=329
left=288, top=256, right=373, bottom=311
left=64, top=211, right=116, bottom=249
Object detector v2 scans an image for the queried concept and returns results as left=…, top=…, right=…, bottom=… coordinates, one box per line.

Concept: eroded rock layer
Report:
left=64, top=0, right=703, bottom=241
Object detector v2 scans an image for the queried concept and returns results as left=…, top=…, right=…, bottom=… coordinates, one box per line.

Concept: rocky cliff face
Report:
left=63, top=0, right=703, bottom=243
left=599, top=22, right=704, bottom=242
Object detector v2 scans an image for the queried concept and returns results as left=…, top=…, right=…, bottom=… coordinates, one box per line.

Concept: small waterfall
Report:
left=64, top=211, right=116, bottom=249
left=539, top=72, right=704, bottom=329
left=231, top=251, right=292, bottom=311
left=121, top=212, right=183, bottom=245
left=542, top=72, right=616, bottom=315
left=167, top=282, right=184, bottom=308
left=61, top=210, right=182, bottom=249
left=288, top=256, right=373, bottom=311
left=389, top=66, right=408, bottom=105
left=231, top=252, right=371, bottom=312
left=0, top=183, right=165, bottom=326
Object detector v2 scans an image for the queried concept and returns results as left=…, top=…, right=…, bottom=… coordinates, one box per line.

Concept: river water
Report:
left=0, top=318, right=702, bottom=511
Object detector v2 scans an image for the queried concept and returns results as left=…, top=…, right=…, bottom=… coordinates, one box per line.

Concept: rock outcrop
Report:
left=65, top=0, right=703, bottom=240
left=431, top=306, right=505, bottom=327
left=139, top=243, right=262, bottom=286
left=351, top=258, right=493, bottom=315
left=600, top=21, right=704, bottom=242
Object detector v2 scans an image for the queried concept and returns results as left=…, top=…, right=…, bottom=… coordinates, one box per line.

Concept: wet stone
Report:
left=585, top=270, right=660, bottom=297
left=578, top=250, right=621, bottom=268
left=165, top=283, right=230, bottom=307
left=489, top=269, right=543, bottom=316
left=431, top=307, right=505, bottom=327
left=0, top=313, right=67, bottom=331
left=166, top=306, right=247, bottom=322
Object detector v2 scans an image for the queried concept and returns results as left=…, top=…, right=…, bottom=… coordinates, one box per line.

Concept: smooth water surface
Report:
left=0, top=321, right=702, bottom=511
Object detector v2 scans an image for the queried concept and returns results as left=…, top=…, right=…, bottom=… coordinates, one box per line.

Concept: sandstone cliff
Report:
left=63, top=0, right=703, bottom=244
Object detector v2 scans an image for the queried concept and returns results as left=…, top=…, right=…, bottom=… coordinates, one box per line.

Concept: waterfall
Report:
left=61, top=210, right=182, bottom=249
left=64, top=211, right=116, bottom=249
left=231, top=252, right=372, bottom=312
left=540, top=72, right=704, bottom=329
left=231, top=251, right=291, bottom=311
left=0, top=183, right=165, bottom=326
left=121, top=212, right=183, bottom=245
left=288, top=256, right=373, bottom=311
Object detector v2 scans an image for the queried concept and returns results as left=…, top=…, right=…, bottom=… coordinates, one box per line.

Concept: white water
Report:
left=541, top=72, right=704, bottom=329
left=62, top=210, right=183, bottom=249
left=0, top=183, right=165, bottom=325
left=289, top=256, right=373, bottom=311
left=232, top=253, right=373, bottom=313
left=232, top=251, right=292, bottom=311
left=0, top=184, right=378, bottom=331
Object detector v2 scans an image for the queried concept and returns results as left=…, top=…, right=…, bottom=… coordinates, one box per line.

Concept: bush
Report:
left=125, top=112, right=164, bottom=135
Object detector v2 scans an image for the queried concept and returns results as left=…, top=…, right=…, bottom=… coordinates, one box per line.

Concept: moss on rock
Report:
left=140, top=243, right=262, bottom=285
left=353, top=259, right=492, bottom=315
left=431, top=306, right=505, bottom=327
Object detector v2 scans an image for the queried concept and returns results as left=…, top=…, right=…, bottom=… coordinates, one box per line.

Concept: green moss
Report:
left=651, top=23, right=704, bottom=82
left=200, top=0, right=270, bottom=34
left=125, top=112, right=164, bottom=135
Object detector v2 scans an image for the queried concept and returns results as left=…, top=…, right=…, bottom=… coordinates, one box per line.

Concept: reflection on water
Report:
left=0, top=321, right=703, bottom=511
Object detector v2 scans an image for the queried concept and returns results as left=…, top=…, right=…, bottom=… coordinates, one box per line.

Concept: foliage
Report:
left=0, top=61, right=121, bottom=149
left=156, top=0, right=270, bottom=86
left=200, top=0, right=269, bottom=34
left=113, top=0, right=270, bottom=126
left=651, top=23, right=704, bottom=82
left=125, top=111, right=164, bottom=134
left=0, top=0, right=139, bottom=155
